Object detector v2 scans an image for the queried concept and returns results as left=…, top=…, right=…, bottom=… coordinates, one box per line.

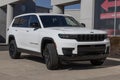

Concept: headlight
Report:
left=58, top=34, right=77, bottom=39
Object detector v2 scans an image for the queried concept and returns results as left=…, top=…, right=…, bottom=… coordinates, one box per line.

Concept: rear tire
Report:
left=9, top=40, right=21, bottom=59
left=43, top=43, right=59, bottom=70
left=90, top=59, right=105, bottom=66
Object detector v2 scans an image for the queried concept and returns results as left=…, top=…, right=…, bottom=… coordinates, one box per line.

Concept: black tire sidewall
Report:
left=90, top=59, right=105, bottom=66
left=44, top=46, right=51, bottom=68
left=9, top=40, right=20, bottom=59
left=44, top=43, right=59, bottom=70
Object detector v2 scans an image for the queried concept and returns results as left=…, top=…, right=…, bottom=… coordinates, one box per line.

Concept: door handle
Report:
left=15, top=30, right=18, bottom=31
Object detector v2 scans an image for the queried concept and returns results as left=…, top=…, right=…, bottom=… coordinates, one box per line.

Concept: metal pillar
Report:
left=114, top=0, right=117, bottom=36
left=6, top=4, right=13, bottom=28
left=80, top=0, right=95, bottom=29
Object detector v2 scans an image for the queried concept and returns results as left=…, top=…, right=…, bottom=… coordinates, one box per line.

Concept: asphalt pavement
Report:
left=0, top=45, right=120, bottom=80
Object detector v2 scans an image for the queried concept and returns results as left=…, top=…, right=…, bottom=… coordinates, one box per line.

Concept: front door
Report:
left=25, top=15, right=42, bottom=52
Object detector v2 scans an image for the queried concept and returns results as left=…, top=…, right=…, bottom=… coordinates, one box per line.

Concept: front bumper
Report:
left=59, top=54, right=108, bottom=61
left=60, top=45, right=109, bottom=61
left=56, top=39, right=110, bottom=61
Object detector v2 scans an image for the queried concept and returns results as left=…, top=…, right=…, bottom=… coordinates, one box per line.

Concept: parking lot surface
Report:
left=0, top=47, right=120, bottom=80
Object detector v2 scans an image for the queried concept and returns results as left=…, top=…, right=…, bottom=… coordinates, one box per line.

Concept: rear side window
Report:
left=12, top=18, right=20, bottom=27
left=12, top=16, right=30, bottom=27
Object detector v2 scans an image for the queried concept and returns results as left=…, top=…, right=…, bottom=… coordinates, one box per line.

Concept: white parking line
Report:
left=107, top=57, right=120, bottom=62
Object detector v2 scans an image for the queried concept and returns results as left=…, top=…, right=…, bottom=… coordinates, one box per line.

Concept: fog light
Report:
left=62, top=48, right=74, bottom=56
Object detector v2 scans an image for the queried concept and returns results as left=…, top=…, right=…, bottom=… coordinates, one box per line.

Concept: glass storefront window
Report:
left=94, top=0, right=120, bottom=36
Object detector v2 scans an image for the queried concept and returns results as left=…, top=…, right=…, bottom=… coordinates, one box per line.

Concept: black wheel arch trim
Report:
left=41, top=37, right=56, bottom=53
left=8, top=35, right=18, bottom=48
left=8, top=35, right=15, bottom=43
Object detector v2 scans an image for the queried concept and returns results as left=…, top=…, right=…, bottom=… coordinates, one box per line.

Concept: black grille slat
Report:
left=76, top=34, right=106, bottom=42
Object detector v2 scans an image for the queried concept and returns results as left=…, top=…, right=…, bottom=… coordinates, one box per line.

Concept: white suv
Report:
left=7, top=13, right=110, bottom=70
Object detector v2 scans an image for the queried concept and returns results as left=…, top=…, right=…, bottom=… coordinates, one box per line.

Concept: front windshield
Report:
left=39, top=15, right=83, bottom=28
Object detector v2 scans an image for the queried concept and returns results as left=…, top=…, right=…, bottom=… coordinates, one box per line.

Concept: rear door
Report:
left=11, top=16, right=30, bottom=49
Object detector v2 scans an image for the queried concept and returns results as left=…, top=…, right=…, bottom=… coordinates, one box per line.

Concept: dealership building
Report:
left=52, top=0, right=120, bottom=36
left=0, top=0, right=120, bottom=44
left=0, top=0, right=49, bottom=44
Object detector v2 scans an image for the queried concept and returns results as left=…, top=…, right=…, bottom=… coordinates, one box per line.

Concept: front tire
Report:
left=9, top=40, right=21, bottom=59
left=90, top=59, right=105, bottom=66
left=43, top=43, right=59, bottom=70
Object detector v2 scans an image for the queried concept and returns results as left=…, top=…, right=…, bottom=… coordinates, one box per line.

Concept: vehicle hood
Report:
left=46, top=27, right=106, bottom=34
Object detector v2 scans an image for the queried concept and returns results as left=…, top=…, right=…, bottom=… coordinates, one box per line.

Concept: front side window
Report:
left=29, top=15, right=41, bottom=28
left=40, top=15, right=82, bottom=28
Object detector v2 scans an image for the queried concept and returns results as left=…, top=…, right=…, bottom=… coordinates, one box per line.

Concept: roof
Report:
left=0, top=0, right=19, bottom=6
left=14, top=13, right=71, bottom=18
left=36, top=6, right=50, bottom=10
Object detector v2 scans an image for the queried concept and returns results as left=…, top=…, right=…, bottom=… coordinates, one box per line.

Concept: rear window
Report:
left=12, top=16, right=30, bottom=27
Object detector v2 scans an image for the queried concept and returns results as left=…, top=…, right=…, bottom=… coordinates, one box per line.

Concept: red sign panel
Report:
left=100, top=0, right=120, bottom=19
left=94, top=0, right=120, bottom=35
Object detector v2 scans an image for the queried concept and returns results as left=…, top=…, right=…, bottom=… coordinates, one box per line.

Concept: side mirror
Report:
left=30, top=22, right=40, bottom=28
left=81, top=23, right=86, bottom=27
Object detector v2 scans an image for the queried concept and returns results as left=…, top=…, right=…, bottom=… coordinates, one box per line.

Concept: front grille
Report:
left=76, top=34, right=106, bottom=42
left=78, top=45, right=106, bottom=55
